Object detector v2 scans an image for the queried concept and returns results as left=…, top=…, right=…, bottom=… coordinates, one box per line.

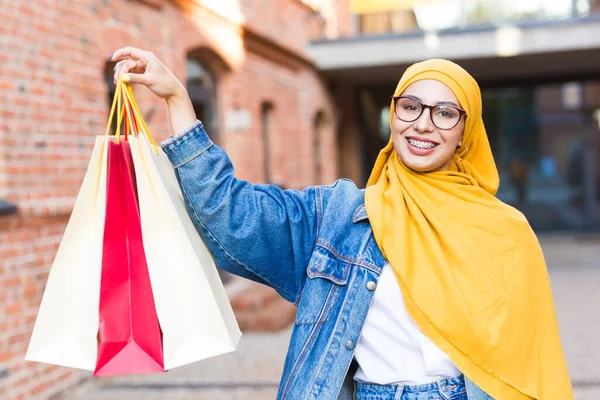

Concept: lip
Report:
left=405, top=136, right=438, bottom=156
left=405, top=136, right=439, bottom=144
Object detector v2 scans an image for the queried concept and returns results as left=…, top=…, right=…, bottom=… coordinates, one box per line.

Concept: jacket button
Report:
left=367, top=281, right=377, bottom=291
left=345, top=341, right=355, bottom=350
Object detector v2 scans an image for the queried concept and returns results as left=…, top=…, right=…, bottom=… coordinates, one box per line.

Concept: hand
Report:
left=111, top=47, right=186, bottom=101
left=111, top=46, right=197, bottom=135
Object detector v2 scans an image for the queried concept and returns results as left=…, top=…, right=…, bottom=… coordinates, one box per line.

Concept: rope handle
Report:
left=104, top=78, right=159, bottom=153
left=122, top=83, right=159, bottom=153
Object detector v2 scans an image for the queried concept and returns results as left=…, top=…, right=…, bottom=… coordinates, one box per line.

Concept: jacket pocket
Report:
left=295, top=245, right=351, bottom=325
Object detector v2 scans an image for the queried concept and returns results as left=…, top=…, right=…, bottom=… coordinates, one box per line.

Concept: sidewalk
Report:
left=60, top=235, right=600, bottom=399
left=540, top=235, right=600, bottom=400
left=60, top=328, right=290, bottom=400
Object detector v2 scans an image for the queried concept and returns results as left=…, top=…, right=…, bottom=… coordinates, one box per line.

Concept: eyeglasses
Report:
left=393, top=96, right=467, bottom=130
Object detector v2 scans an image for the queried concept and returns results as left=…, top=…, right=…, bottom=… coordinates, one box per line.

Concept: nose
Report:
left=413, top=108, right=435, bottom=133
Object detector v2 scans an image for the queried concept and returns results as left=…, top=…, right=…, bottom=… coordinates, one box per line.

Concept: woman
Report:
left=111, top=47, right=572, bottom=400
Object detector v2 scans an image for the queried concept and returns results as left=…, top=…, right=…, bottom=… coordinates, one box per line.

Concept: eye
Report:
left=399, top=100, right=422, bottom=112
left=435, top=107, right=458, bottom=119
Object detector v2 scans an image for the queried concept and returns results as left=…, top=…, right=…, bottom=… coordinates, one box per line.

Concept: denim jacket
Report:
left=162, top=123, right=494, bottom=400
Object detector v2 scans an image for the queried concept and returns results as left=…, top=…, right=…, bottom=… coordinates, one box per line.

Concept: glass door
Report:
left=483, top=84, right=595, bottom=231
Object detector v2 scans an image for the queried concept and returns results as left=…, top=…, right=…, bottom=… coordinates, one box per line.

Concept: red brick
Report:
left=13, top=377, right=30, bottom=389
left=9, top=332, right=29, bottom=345
left=0, top=81, right=14, bottom=90
left=0, top=351, right=13, bottom=363
left=0, top=0, right=344, bottom=398
left=23, top=284, right=37, bottom=298
left=43, top=365, right=59, bottom=375
left=29, top=381, right=51, bottom=396
left=230, top=283, right=280, bottom=311
left=4, top=303, right=23, bottom=315
left=4, top=276, right=22, bottom=288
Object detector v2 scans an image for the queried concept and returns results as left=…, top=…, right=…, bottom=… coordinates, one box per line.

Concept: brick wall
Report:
left=220, top=52, right=338, bottom=186
left=240, top=0, right=316, bottom=54
left=0, top=0, right=340, bottom=399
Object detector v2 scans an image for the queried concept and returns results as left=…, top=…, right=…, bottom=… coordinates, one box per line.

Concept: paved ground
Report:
left=60, top=235, right=600, bottom=400
left=542, top=235, right=600, bottom=400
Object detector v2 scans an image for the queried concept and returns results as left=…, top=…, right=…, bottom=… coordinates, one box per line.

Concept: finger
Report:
left=120, top=59, right=144, bottom=76
left=110, top=46, right=150, bottom=63
left=113, top=60, right=130, bottom=84
left=121, top=73, right=150, bottom=86
left=114, top=59, right=144, bottom=84
left=113, top=60, right=125, bottom=84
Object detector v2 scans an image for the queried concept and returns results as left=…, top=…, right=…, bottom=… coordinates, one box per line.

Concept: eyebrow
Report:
left=403, top=94, right=460, bottom=108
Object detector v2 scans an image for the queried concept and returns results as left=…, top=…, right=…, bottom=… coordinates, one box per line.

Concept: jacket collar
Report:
left=352, top=204, right=369, bottom=223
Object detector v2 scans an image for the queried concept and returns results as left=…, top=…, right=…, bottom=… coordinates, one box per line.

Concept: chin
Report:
left=396, top=145, right=449, bottom=173
left=405, top=162, right=438, bottom=173
left=399, top=153, right=439, bottom=172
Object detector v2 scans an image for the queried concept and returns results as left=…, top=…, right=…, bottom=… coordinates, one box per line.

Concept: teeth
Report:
left=407, top=138, right=436, bottom=149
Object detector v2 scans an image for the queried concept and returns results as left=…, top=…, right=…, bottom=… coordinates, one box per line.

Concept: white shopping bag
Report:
left=129, top=133, right=241, bottom=370
left=25, top=136, right=109, bottom=371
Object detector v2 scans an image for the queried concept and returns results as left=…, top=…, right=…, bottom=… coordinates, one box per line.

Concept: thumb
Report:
left=121, top=73, right=149, bottom=86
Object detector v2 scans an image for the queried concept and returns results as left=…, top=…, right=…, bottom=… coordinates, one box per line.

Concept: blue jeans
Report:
left=354, top=375, right=468, bottom=400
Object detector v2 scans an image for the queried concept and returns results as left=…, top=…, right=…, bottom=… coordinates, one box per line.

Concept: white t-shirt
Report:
left=354, top=263, right=461, bottom=385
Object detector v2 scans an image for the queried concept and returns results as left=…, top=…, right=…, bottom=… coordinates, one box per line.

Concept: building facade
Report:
left=312, top=0, right=600, bottom=231
left=0, top=0, right=346, bottom=398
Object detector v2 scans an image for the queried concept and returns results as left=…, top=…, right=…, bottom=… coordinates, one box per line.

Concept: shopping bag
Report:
left=27, top=78, right=240, bottom=374
left=123, top=87, right=241, bottom=370
left=94, top=139, right=164, bottom=376
left=25, top=135, right=109, bottom=371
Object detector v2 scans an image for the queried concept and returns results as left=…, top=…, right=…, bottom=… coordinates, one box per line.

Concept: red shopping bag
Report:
left=94, top=139, right=164, bottom=376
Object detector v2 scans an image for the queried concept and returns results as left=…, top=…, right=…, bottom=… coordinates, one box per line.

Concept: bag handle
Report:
left=121, top=83, right=159, bottom=153
left=103, top=78, right=159, bottom=153
left=104, top=80, right=126, bottom=143
left=122, top=84, right=137, bottom=141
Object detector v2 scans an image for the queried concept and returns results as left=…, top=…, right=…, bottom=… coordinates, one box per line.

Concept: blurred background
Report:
left=1, top=0, right=599, bottom=399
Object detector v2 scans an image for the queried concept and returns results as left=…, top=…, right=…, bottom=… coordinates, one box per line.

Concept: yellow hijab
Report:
left=365, top=59, right=572, bottom=399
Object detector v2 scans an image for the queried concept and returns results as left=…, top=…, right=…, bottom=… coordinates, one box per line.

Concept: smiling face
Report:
left=391, top=80, right=465, bottom=172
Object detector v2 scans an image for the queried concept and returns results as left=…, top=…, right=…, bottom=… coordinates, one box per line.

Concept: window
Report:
left=358, top=9, right=418, bottom=35
left=261, top=102, right=275, bottom=183
left=313, top=112, right=326, bottom=185
left=187, top=57, right=219, bottom=142
left=104, top=61, right=117, bottom=135
left=0, top=199, right=18, bottom=216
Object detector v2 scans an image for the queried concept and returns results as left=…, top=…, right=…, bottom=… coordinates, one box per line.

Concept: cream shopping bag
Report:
left=25, top=135, right=109, bottom=370
left=124, top=88, right=241, bottom=370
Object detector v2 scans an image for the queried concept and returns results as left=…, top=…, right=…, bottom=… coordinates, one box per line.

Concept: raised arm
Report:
left=111, top=47, right=321, bottom=302
left=111, top=47, right=196, bottom=134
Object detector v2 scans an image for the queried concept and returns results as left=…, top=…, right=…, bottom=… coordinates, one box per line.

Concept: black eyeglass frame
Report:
left=393, top=96, right=468, bottom=130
